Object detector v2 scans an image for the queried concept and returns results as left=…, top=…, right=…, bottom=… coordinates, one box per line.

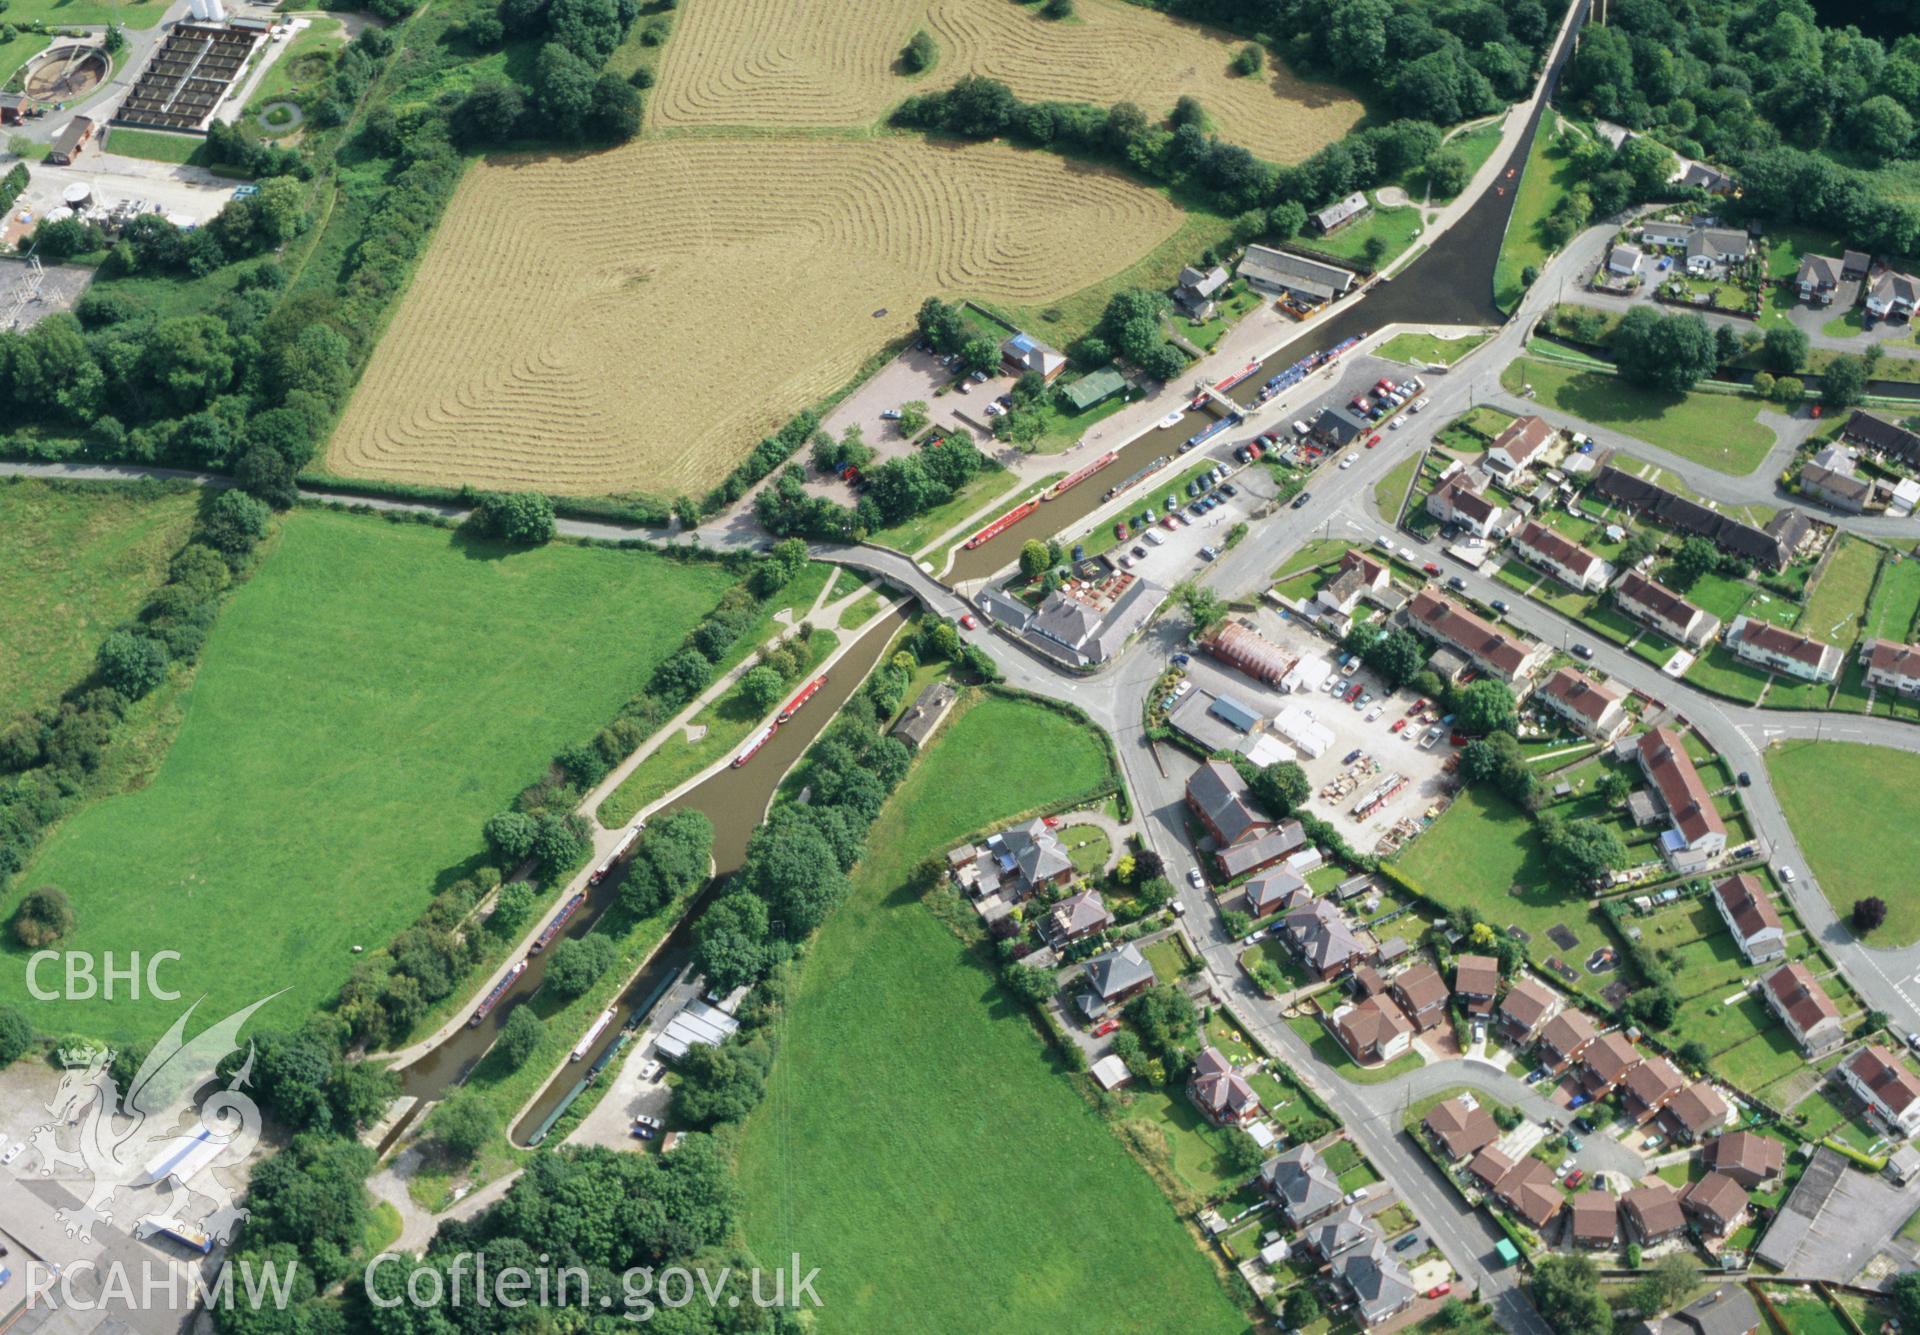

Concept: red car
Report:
left=1391, top=718, right=1407, bottom=733
left=1092, top=1018, right=1120, bottom=1037
left=1427, top=1284, right=1451, bottom=1300
left=959, top=613, right=978, bottom=630
left=1042, top=815, right=1061, bottom=828
left=1422, top=562, right=1441, bottom=575
left=1566, top=1169, right=1585, bottom=1187
left=1366, top=433, right=1382, bottom=448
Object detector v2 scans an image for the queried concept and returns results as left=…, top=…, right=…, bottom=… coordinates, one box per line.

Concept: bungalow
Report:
left=1332, top=995, right=1415, bottom=1064
left=1568, top=1191, right=1619, bottom=1250
left=1313, top=191, right=1371, bottom=235
left=1189, top=1046, right=1263, bottom=1127
left=1260, top=1142, right=1346, bottom=1226
left=1611, top=570, right=1720, bottom=648
left=1641, top=220, right=1694, bottom=249
left=1078, top=942, right=1156, bottom=1019
left=1867, top=269, right=1920, bottom=319
left=1511, top=520, right=1613, bottom=591
left=1726, top=616, right=1843, bottom=683
left=1798, top=462, right=1873, bottom=514
left=1606, top=243, right=1643, bottom=277
left=1453, top=953, right=1500, bottom=1015
left=1623, top=1181, right=1687, bottom=1243
left=1843, top=410, right=1920, bottom=467
left=1390, top=963, right=1450, bottom=1032
left=1668, top=1288, right=1761, bottom=1335
left=1406, top=589, right=1547, bottom=685
left=1636, top=727, right=1726, bottom=873
left=1206, top=618, right=1297, bottom=686
left=1245, top=867, right=1311, bottom=918
left=1486, top=415, right=1557, bottom=477
left=1062, top=366, right=1127, bottom=412
left=1843, top=1044, right=1920, bottom=1137
left=1186, top=760, right=1271, bottom=848
left=1000, top=332, right=1067, bottom=382
left=1680, top=163, right=1736, bottom=195
left=1283, top=897, right=1373, bottom=980
left=1582, top=1031, right=1644, bottom=1095
left=1217, top=820, right=1309, bottom=880
left=1306, top=1206, right=1376, bottom=1263
left=1239, top=245, right=1357, bottom=304
left=1624, top=1054, right=1687, bottom=1121
left=1861, top=638, right=1920, bottom=697
left=1667, top=1080, right=1732, bottom=1143
left=1796, top=252, right=1844, bottom=304
left=1537, top=1008, right=1600, bottom=1070
left=1537, top=667, right=1629, bottom=744
left=1686, top=227, right=1751, bottom=275
left=1335, top=1238, right=1417, bottom=1328
left=1492, top=1157, right=1565, bottom=1230
left=1468, top=1145, right=1517, bottom=1193
left=1498, top=976, right=1565, bottom=1045
left=1681, top=1172, right=1750, bottom=1237
left=1711, top=874, right=1787, bottom=965
left=1704, top=1130, right=1784, bottom=1188
left=1045, top=890, right=1113, bottom=949
left=1762, top=961, right=1847, bottom=1057
left=1425, top=471, right=1507, bottom=538
left=1423, top=1096, right=1500, bottom=1161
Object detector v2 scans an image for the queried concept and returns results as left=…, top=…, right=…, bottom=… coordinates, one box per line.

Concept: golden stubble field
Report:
left=325, top=137, right=1186, bottom=496
left=649, top=0, right=1363, bottom=162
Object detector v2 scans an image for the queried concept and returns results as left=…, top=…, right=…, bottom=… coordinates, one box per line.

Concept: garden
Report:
left=1500, top=356, right=1775, bottom=476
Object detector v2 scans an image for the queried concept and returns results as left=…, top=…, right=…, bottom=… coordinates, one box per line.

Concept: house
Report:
left=1568, top=1191, right=1619, bottom=1249
left=1045, top=890, right=1112, bottom=948
left=1216, top=820, right=1308, bottom=880
left=1607, top=244, right=1643, bottom=277
left=1704, top=1130, right=1784, bottom=1188
left=1623, top=1181, right=1687, bottom=1243
left=1189, top=1046, right=1262, bottom=1126
left=1423, top=1096, right=1500, bottom=1161
left=1666, top=1287, right=1761, bottom=1335
left=1641, top=220, right=1694, bottom=248
left=1537, top=667, right=1629, bottom=743
left=1512, top=521, right=1613, bottom=591
left=1867, top=269, right=1920, bottom=320
left=1313, top=191, right=1370, bottom=235
left=1711, top=874, right=1786, bottom=965
left=1796, top=252, right=1844, bottom=303
left=1175, top=264, right=1229, bottom=314
left=1843, top=410, right=1920, bottom=466
left=1282, top=897, right=1373, bottom=980
left=1636, top=727, right=1727, bottom=873
left=1332, top=995, right=1415, bottom=1063
left=1406, top=589, right=1546, bottom=685
left=1001, top=819, right=1075, bottom=891
left=1467, top=1145, right=1517, bottom=1193
left=1312, top=404, right=1371, bottom=448
left=1245, top=868, right=1310, bottom=918
left=1306, top=1205, right=1376, bottom=1263
left=1667, top=1080, right=1732, bottom=1142
left=1680, top=163, right=1736, bottom=195
left=1000, top=332, right=1067, bottom=382
left=1351, top=963, right=1388, bottom=998
left=1335, top=1238, right=1417, bottom=1327
left=1390, top=963, right=1450, bottom=1031
left=977, top=577, right=1167, bottom=669
left=1843, top=249, right=1872, bottom=280
left=1589, top=464, right=1810, bottom=571
left=1492, top=1157, right=1565, bottom=1229
left=1538, top=1008, right=1600, bottom=1070
left=1726, top=616, right=1843, bottom=683
left=1863, top=638, right=1920, bottom=697
left=1843, top=1044, right=1920, bottom=1136
left=1238, top=245, right=1357, bottom=304
left=1425, top=470, right=1507, bottom=537
left=1315, top=550, right=1391, bottom=618
left=1613, top=570, right=1720, bottom=648
left=1206, top=618, right=1297, bottom=685
left=1797, top=462, right=1873, bottom=514
left=1681, top=1172, right=1749, bottom=1237
left=1499, top=976, right=1565, bottom=1045
left=1186, top=760, right=1270, bottom=848
left=1260, top=1142, right=1345, bottom=1226
left=1685, top=227, right=1750, bottom=275
left=1762, top=961, right=1847, bottom=1057
left=47, top=117, right=94, bottom=166
left=1582, top=1031, right=1644, bottom=1095
left=1078, top=942, right=1156, bottom=1019
left=1486, top=415, right=1557, bottom=477
left=1625, top=1054, right=1687, bottom=1121
left=1453, top=953, right=1500, bottom=1015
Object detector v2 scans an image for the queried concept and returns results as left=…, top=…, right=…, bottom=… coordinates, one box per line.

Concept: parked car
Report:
left=1391, top=718, right=1407, bottom=733
left=1447, top=575, right=1467, bottom=592
left=1422, top=561, right=1441, bottom=575
left=1490, top=598, right=1509, bottom=614
left=638, top=1060, right=665, bottom=1083
left=1778, top=865, right=1796, bottom=883
left=1092, top=1018, right=1121, bottom=1037
left=634, top=1113, right=661, bottom=1131
left=1427, top=1284, right=1451, bottom=1300
left=1571, top=643, right=1594, bottom=659
left=0, top=1144, right=20, bottom=1166
left=958, top=613, right=977, bottom=630
left=1221, top=483, right=1238, bottom=497
left=1131, top=545, right=1148, bottom=559
left=1737, top=771, right=1751, bottom=787
left=1171, top=652, right=1190, bottom=665
left=1199, top=545, right=1220, bottom=561
left=1172, top=680, right=1193, bottom=700
left=1187, top=867, right=1206, bottom=888
left=1394, top=1232, right=1421, bottom=1253
left=630, top=1123, right=656, bottom=1140
left=1344, top=1186, right=1371, bottom=1204
left=1366, top=433, right=1382, bottom=448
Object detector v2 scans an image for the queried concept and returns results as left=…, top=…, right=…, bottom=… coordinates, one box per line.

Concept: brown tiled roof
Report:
left=1432, top=472, right=1499, bottom=523
left=1339, top=549, right=1387, bottom=584
left=1764, top=961, right=1841, bottom=1034
left=1624, top=1182, right=1685, bottom=1237
left=1668, top=1080, right=1730, bottom=1136
left=1540, top=667, right=1621, bottom=727
left=1336, top=995, right=1413, bottom=1057
left=1638, top=727, right=1725, bottom=846
left=1625, top=1055, right=1685, bottom=1110
left=1351, top=963, right=1388, bottom=997
left=1616, top=570, right=1705, bottom=632
left=1713, top=874, right=1782, bottom=943
left=1500, top=977, right=1560, bottom=1032
left=1570, top=1190, right=1619, bottom=1243
left=1424, top=1096, right=1500, bottom=1160
left=1190, top=1046, right=1261, bottom=1119
left=1539, top=1009, right=1599, bottom=1061
left=1733, top=617, right=1838, bottom=670
left=1865, top=638, right=1920, bottom=678
left=1705, top=1130, right=1784, bottom=1183
left=1454, top=953, right=1500, bottom=998
left=1491, top=414, right=1555, bottom=467
left=1408, top=590, right=1536, bottom=679
left=1468, top=1145, right=1516, bottom=1190
left=1392, top=963, right=1449, bottom=1015
left=1584, top=1032, right=1642, bottom=1086
left=1850, top=1044, right=1920, bottom=1116
left=1681, top=1171, right=1749, bottom=1230
left=1495, top=1158, right=1566, bottom=1228
left=1515, top=521, right=1604, bottom=580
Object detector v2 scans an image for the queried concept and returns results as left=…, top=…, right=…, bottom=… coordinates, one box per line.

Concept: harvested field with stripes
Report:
left=649, top=0, right=1362, bottom=163
left=327, top=136, right=1184, bottom=495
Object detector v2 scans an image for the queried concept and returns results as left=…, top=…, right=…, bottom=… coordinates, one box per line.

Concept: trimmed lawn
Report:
left=1310, top=197, right=1425, bottom=269
left=1866, top=552, right=1920, bottom=643
left=1495, top=116, right=1586, bottom=312
left=735, top=692, right=1242, bottom=1333
left=1288, top=1015, right=1423, bottom=1083
left=243, top=17, right=345, bottom=113
left=1140, top=933, right=1190, bottom=984
left=1425, top=120, right=1505, bottom=202
left=1376, top=331, right=1490, bottom=368
left=839, top=588, right=884, bottom=630
left=1685, top=644, right=1770, bottom=704
left=5, top=0, right=171, bottom=26
left=1061, top=822, right=1113, bottom=876
left=0, top=479, right=200, bottom=719
left=1274, top=539, right=1354, bottom=580
left=4, top=510, right=736, bottom=1041
left=1375, top=454, right=1421, bottom=520
left=1793, top=1086, right=1882, bottom=1154
left=103, top=128, right=211, bottom=167
left=1500, top=357, right=1774, bottom=475
left=0, top=30, right=49, bottom=85
left=1799, top=536, right=1880, bottom=646
left=1770, top=741, right=1920, bottom=944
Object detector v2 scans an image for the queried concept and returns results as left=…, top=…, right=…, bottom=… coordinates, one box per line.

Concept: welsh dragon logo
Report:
left=28, top=992, right=280, bottom=1246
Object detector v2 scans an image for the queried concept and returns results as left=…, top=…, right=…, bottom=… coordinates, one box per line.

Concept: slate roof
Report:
left=1245, top=868, right=1310, bottom=917
left=1845, top=410, right=1920, bottom=462
left=1186, top=759, right=1268, bottom=846
left=1084, top=942, right=1155, bottom=1000
left=1004, top=819, right=1073, bottom=885
left=1285, top=897, right=1369, bottom=975
left=1261, top=1142, right=1344, bottom=1221
left=1336, top=1237, right=1416, bottom=1325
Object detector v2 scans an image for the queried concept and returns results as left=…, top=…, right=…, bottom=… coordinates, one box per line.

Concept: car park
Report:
left=1172, top=680, right=1193, bottom=699
left=1131, top=545, right=1147, bottom=559
left=1390, top=718, right=1407, bottom=733
left=1199, top=545, right=1219, bottom=561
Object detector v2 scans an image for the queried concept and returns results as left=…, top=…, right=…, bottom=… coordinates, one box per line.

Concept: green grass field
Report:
left=1425, top=120, right=1504, bottom=202
left=870, top=465, right=1019, bottom=556
left=1770, top=741, right=1920, bottom=944
left=0, top=30, right=50, bottom=84
left=735, top=691, right=1239, bottom=1333
left=1800, top=536, right=1880, bottom=647
left=4, top=511, right=736, bottom=1041
left=1375, top=453, right=1422, bottom=520
left=1309, top=198, right=1424, bottom=270
left=0, top=480, right=201, bottom=720
left=244, top=16, right=344, bottom=113
left=1500, top=357, right=1774, bottom=475
left=5, top=0, right=170, bottom=27
left=1866, top=553, right=1920, bottom=643
left=1494, top=116, right=1586, bottom=312
left=1377, top=331, right=1490, bottom=368
left=102, top=127, right=210, bottom=167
